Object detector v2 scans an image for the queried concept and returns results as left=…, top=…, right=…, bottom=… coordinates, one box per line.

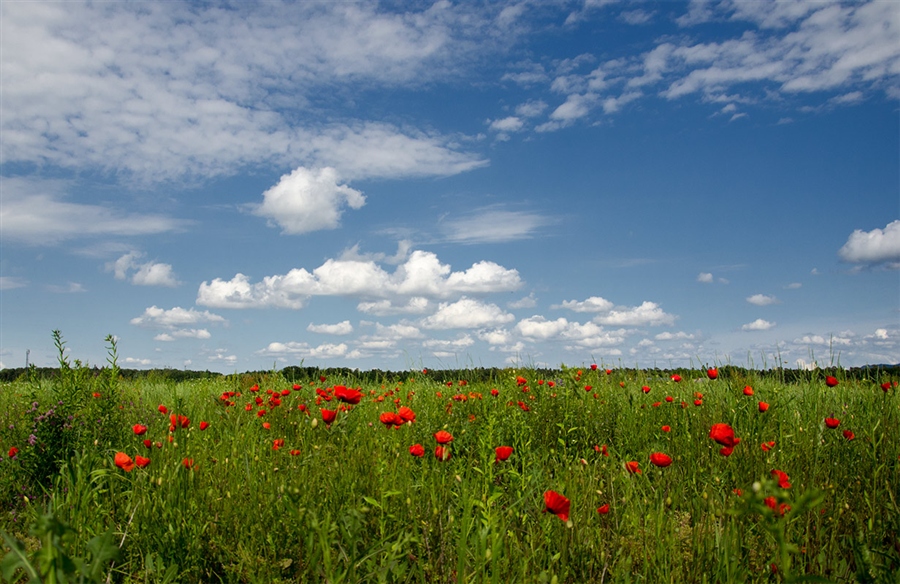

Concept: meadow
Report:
left=1, top=334, right=898, bottom=583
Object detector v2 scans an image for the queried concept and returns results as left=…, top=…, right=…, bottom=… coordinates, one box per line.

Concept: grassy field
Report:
left=1, top=339, right=898, bottom=582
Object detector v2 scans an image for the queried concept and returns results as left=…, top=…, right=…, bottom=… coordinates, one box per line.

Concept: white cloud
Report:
left=515, top=316, right=570, bottom=339
left=107, top=251, right=179, bottom=286
left=420, top=297, right=515, bottom=329
left=508, top=294, right=537, bottom=309
left=555, top=296, right=614, bottom=312
left=422, top=335, right=476, bottom=350
left=253, top=167, right=365, bottom=235
left=655, top=331, right=695, bottom=340
left=515, top=100, right=548, bottom=118
left=198, top=250, right=521, bottom=309
left=697, top=272, right=714, bottom=283
left=593, top=301, right=676, bottom=326
left=132, top=262, right=179, bottom=287
left=131, top=306, right=226, bottom=330
left=0, top=277, right=28, bottom=290
left=620, top=9, right=654, bottom=25
left=46, top=282, right=86, bottom=294
left=488, top=116, right=524, bottom=132
left=122, top=357, right=152, bottom=366
left=259, top=341, right=348, bottom=358
left=1, top=178, right=185, bottom=246
left=1, top=3, right=491, bottom=182
left=838, top=220, right=900, bottom=268
left=742, top=319, right=775, bottom=331
left=307, top=321, right=354, bottom=335
left=300, top=123, right=487, bottom=181
left=439, top=208, right=556, bottom=244
left=746, top=293, right=779, bottom=306
left=154, top=329, right=212, bottom=341
left=477, top=328, right=512, bottom=345
left=785, top=282, right=802, bottom=289
left=357, top=297, right=432, bottom=316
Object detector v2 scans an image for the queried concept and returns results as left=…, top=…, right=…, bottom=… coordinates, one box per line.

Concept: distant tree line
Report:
left=1, top=363, right=896, bottom=386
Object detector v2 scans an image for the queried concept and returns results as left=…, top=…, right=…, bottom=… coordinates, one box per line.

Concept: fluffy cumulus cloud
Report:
left=555, top=296, right=614, bottom=312
left=420, top=297, right=515, bottom=330
left=197, top=250, right=521, bottom=309
left=307, top=321, right=354, bottom=335
left=838, top=220, right=900, bottom=268
left=742, top=318, right=775, bottom=331
left=130, top=306, right=225, bottom=341
left=746, top=293, right=779, bottom=306
left=593, top=301, right=676, bottom=327
left=259, top=341, right=348, bottom=359
left=253, top=167, right=365, bottom=235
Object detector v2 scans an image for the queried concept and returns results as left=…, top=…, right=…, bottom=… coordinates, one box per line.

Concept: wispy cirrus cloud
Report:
left=1, top=178, right=186, bottom=246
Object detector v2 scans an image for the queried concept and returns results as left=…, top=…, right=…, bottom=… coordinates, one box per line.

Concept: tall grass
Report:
left=1, top=349, right=898, bottom=582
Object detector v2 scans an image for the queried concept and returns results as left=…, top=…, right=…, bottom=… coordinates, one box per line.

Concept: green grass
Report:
left=1, top=359, right=898, bottom=583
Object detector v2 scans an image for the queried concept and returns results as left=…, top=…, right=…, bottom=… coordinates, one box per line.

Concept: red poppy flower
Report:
left=169, top=414, right=190, bottom=429
left=271, top=439, right=284, bottom=451
left=199, top=421, right=209, bottom=431
left=409, top=443, right=425, bottom=457
left=543, top=490, right=570, bottom=521
left=761, top=441, right=775, bottom=452
left=157, top=405, right=168, bottom=414
left=707, top=368, right=718, bottom=380
left=843, top=430, right=855, bottom=440
left=182, top=458, right=195, bottom=470
left=319, top=375, right=327, bottom=383
left=597, top=503, right=609, bottom=515
left=771, top=469, right=791, bottom=489
left=649, top=452, right=672, bottom=467
left=114, top=452, right=135, bottom=472
left=641, top=385, right=651, bottom=394
left=709, top=423, right=740, bottom=447
left=671, top=374, right=682, bottom=382
left=764, top=496, right=790, bottom=516
left=625, top=461, right=642, bottom=474
left=334, top=386, right=363, bottom=404
left=250, top=384, right=260, bottom=392
left=135, top=455, right=151, bottom=469
left=606, top=369, right=613, bottom=375
left=8, top=446, right=19, bottom=458
left=377, top=412, right=397, bottom=427
left=143, top=439, right=152, bottom=448
left=516, top=376, right=527, bottom=386
left=652, top=401, right=661, bottom=408
left=661, top=425, right=671, bottom=433
left=290, top=449, right=301, bottom=456
left=665, top=395, right=674, bottom=402
left=262, top=422, right=270, bottom=430
left=434, top=446, right=451, bottom=461
left=321, top=409, right=337, bottom=425
left=434, top=430, right=453, bottom=444
left=825, top=417, right=840, bottom=429
left=517, top=401, right=530, bottom=412
left=825, top=376, right=839, bottom=387
left=743, top=386, right=754, bottom=396
left=758, top=401, right=769, bottom=412
left=490, top=388, right=499, bottom=397
left=495, top=446, right=514, bottom=463
left=132, top=424, right=148, bottom=435
left=398, top=406, right=416, bottom=423
left=292, top=384, right=302, bottom=391
left=591, top=364, right=598, bottom=371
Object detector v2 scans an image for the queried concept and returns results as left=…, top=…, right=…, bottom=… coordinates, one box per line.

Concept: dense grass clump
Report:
left=1, top=345, right=898, bottom=582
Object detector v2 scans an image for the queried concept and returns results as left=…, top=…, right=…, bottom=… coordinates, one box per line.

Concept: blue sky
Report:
left=2, top=0, right=898, bottom=373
